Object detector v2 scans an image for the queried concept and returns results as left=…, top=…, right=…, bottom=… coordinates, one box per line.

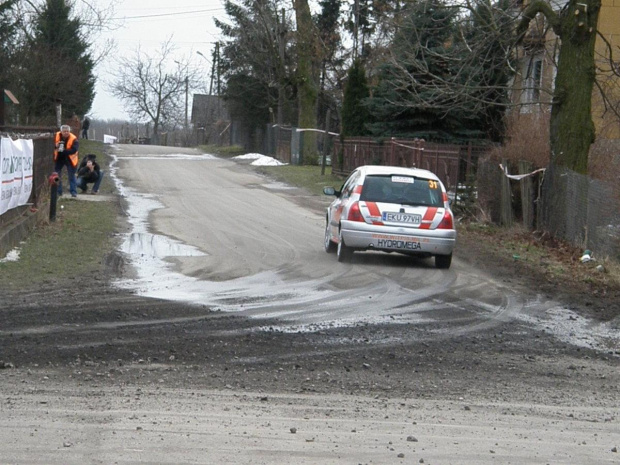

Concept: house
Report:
left=512, top=0, right=620, bottom=139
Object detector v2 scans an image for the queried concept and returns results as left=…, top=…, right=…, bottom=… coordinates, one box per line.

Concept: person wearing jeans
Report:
left=76, top=154, right=104, bottom=194
left=54, top=125, right=79, bottom=197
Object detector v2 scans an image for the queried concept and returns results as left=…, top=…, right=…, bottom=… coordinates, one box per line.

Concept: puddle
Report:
left=108, top=149, right=336, bottom=316
left=108, top=146, right=620, bottom=353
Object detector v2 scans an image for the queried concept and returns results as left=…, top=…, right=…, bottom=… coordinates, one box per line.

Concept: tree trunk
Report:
left=294, top=0, right=320, bottom=163
left=550, top=0, right=601, bottom=174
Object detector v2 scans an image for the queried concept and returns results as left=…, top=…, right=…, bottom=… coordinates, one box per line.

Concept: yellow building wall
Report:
left=592, top=3, right=620, bottom=139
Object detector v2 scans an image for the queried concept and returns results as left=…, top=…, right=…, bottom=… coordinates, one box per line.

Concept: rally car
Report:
left=323, top=165, right=456, bottom=268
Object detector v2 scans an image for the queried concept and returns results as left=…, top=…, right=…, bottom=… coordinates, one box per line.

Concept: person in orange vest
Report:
left=54, top=124, right=80, bottom=197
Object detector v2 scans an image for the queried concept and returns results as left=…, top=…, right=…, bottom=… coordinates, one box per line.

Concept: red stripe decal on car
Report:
left=365, top=202, right=384, bottom=225
left=419, top=207, right=438, bottom=229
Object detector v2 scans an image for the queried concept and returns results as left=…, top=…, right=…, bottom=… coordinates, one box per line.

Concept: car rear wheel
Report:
left=324, top=221, right=337, bottom=253
left=337, top=229, right=353, bottom=262
left=435, top=253, right=452, bottom=269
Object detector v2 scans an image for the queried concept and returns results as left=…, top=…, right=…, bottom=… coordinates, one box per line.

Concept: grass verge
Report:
left=250, top=162, right=620, bottom=302
left=0, top=140, right=120, bottom=290
left=253, top=164, right=343, bottom=197
left=199, top=144, right=246, bottom=158
left=3, top=142, right=618, bottom=308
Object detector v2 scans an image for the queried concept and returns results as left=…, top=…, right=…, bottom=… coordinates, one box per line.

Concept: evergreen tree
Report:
left=0, top=0, right=19, bottom=95
left=19, top=0, right=95, bottom=124
left=216, top=0, right=296, bottom=136
left=458, top=0, right=515, bottom=142
left=341, top=59, right=370, bottom=136
left=365, top=0, right=464, bottom=140
left=225, top=73, right=272, bottom=150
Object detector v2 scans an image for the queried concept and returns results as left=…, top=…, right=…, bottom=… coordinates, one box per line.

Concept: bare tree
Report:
left=374, top=0, right=611, bottom=173
left=294, top=0, right=321, bottom=159
left=16, top=0, right=118, bottom=65
left=517, top=0, right=603, bottom=174
left=109, top=39, right=197, bottom=144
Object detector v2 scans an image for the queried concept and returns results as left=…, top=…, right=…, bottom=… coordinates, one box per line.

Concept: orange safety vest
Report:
left=54, top=132, right=79, bottom=168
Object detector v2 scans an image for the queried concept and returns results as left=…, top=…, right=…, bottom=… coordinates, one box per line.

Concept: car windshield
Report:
left=360, top=175, right=443, bottom=207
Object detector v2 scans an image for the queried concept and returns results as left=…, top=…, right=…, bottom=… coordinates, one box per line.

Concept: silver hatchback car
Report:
left=323, top=165, right=456, bottom=268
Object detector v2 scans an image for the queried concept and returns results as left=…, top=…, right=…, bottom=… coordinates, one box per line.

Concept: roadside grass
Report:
left=253, top=164, right=343, bottom=197
left=0, top=140, right=120, bottom=290
left=459, top=221, right=620, bottom=294
left=199, top=144, right=246, bottom=158
left=247, top=162, right=620, bottom=292
left=3, top=141, right=618, bottom=298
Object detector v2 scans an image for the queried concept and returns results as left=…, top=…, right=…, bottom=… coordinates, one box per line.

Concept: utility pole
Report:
left=184, top=76, right=189, bottom=130
left=210, top=42, right=220, bottom=95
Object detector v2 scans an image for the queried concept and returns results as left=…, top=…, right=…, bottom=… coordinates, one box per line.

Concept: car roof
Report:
left=354, top=165, right=440, bottom=181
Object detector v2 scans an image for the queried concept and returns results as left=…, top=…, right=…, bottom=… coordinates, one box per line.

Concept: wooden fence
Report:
left=333, top=137, right=488, bottom=192
left=0, top=135, right=54, bottom=228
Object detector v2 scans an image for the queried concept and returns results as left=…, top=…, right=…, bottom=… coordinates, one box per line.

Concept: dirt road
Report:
left=0, top=144, right=618, bottom=464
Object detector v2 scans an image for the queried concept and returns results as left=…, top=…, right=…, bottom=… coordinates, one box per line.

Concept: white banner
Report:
left=1, top=137, right=34, bottom=216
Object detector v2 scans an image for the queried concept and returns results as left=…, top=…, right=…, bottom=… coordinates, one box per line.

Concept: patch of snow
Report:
left=233, top=153, right=264, bottom=160
left=233, top=153, right=287, bottom=166
left=251, top=157, right=286, bottom=166
left=0, top=247, right=21, bottom=263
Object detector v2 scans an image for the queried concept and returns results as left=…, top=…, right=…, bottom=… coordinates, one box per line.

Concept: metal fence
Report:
left=540, top=163, right=620, bottom=260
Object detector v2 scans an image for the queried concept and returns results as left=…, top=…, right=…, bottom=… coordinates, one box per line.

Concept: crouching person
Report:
left=77, top=154, right=104, bottom=195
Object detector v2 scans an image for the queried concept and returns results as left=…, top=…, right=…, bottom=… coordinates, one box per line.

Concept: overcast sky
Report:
left=90, top=1, right=226, bottom=120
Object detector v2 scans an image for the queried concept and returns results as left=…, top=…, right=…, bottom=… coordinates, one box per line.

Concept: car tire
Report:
left=435, top=253, right=452, bottom=269
left=337, top=229, right=353, bottom=262
left=324, top=220, right=337, bottom=253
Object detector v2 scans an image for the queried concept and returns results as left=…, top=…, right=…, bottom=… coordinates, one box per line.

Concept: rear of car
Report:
left=324, top=166, right=456, bottom=268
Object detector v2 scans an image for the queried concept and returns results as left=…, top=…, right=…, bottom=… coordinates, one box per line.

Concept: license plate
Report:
left=383, top=212, right=421, bottom=224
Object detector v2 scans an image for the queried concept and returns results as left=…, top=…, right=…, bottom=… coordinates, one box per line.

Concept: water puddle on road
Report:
left=108, top=149, right=337, bottom=316
left=107, top=147, right=620, bottom=354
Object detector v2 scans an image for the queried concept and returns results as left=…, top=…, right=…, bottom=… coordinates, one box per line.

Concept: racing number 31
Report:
left=428, top=180, right=438, bottom=189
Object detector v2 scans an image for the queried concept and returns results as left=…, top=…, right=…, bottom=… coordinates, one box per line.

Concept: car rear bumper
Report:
left=341, top=221, right=456, bottom=255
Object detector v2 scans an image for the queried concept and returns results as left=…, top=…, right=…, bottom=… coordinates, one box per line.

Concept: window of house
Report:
left=531, top=59, right=543, bottom=102
left=521, top=56, right=544, bottom=108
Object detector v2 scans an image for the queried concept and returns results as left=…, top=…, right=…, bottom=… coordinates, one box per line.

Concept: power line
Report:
left=120, top=7, right=224, bottom=20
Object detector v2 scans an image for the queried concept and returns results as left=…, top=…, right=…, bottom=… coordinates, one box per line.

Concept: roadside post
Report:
left=48, top=172, right=60, bottom=222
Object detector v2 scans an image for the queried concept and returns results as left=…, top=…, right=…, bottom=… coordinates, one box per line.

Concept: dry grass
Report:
left=458, top=221, right=620, bottom=314
left=588, top=138, right=620, bottom=183
left=488, top=111, right=551, bottom=168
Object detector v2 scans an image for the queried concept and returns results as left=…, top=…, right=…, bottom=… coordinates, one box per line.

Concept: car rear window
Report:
left=360, top=175, right=443, bottom=207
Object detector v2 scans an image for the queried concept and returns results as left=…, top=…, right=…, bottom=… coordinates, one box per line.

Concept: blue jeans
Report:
left=77, top=170, right=104, bottom=193
left=54, top=159, right=77, bottom=196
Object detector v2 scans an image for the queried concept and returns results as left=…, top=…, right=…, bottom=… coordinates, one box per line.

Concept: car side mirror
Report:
left=323, top=186, right=338, bottom=196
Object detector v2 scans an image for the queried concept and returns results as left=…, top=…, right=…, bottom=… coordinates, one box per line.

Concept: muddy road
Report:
left=0, top=144, right=619, bottom=464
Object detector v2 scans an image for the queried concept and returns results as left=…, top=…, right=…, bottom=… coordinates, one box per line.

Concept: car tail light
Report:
left=347, top=202, right=365, bottom=222
left=437, top=210, right=453, bottom=229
